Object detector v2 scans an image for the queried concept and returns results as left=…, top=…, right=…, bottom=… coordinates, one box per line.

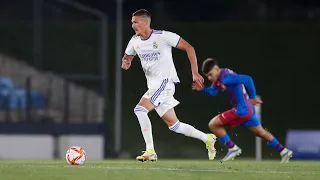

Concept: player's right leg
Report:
left=134, top=97, right=157, bottom=162
left=208, top=113, right=242, bottom=162
left=161, top=108, right=217, bottom=160
left=244, top=114, right=293, bottom=163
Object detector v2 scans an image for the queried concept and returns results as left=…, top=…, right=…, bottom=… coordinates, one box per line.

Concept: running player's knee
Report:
left=254, top=127, right=266, bottom=138
left=208, top=116, right=219, bottom=129
left=134, top=105, right=148, bottom=115
left=208, top=121, right=214, bottom=129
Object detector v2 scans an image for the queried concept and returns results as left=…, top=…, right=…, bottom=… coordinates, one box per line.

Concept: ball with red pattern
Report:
left=65, top=146, right=87, bottom=165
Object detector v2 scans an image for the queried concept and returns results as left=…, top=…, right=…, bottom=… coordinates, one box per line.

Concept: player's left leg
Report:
left=159, top=106, right=217, bottom=160
left=243, top=114, right=293, bottom=163
left=208, top=114, right=242, bottom=161
left=134, top=98, right=157, bottom=162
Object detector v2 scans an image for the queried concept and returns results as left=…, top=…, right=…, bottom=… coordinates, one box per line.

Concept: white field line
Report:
left=0, top=164, right=318, bottom=175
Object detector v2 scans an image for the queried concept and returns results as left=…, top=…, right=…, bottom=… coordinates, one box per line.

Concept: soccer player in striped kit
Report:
left=192, top=58, right=293, bottom=163
left=121, top=9, right=217, bottom=162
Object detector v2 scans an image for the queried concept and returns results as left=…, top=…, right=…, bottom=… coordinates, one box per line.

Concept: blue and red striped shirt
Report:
left=202, top=68, right=256, bottom=117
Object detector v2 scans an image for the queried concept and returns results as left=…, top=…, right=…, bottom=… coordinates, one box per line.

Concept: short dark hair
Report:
left=132, top=9, right=151, bottom=18
left=202, top=58, right=218, bottom=74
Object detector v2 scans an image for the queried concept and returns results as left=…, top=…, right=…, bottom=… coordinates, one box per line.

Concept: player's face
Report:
left=206, top=66, right=220, bottom=82
left=131, top=16, right=148, bottom=36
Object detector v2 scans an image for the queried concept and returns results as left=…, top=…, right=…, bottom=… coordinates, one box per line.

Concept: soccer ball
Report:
left=65, top=146, right=87, bottom=165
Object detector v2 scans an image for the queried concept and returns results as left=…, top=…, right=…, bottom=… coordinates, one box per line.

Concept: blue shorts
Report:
left=240, top=113, right=261, bottom=128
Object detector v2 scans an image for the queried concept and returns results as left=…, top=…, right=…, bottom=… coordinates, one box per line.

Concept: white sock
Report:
left=134, top=106, right=154, bottom=150
left=169, top=121, right=208, bottom=143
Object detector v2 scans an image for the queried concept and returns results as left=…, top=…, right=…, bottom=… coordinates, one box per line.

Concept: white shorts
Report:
left=142, top=78, right=179, bottom=117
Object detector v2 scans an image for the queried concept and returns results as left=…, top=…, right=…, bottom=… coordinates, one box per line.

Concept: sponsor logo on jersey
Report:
left=138, top=52, right=161, bottom=61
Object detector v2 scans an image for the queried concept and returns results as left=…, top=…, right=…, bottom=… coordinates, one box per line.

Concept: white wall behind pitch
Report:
left=0, top=135, right=54, bottom=159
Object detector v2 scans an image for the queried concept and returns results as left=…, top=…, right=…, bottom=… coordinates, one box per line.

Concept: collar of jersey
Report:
left=217, top=68, right=226, bottom=81
left=140, top=29, right=154, bottom=41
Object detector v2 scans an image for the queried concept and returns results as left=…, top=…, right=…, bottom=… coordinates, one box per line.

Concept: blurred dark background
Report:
left=0, top=0, right=319, bottom=160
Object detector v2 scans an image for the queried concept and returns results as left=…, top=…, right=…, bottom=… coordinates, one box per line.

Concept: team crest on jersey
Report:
left=136, top=45, right=140, bottom=49
left=153, top=41, right=158, bottom=49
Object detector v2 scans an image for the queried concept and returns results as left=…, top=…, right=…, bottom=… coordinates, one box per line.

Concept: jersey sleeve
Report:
left=124, top=37, right=136, bottom=56
left=201, top=85, right=219, bottom=96
left=162, top=31, right=181, bottom=47
left=221, top=74, right=257, bottom=99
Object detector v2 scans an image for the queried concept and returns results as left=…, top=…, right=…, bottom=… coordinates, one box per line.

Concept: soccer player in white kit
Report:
left=122, top=9, right=216, bottom=162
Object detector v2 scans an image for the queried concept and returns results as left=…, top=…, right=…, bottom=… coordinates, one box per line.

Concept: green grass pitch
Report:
left=0, top=160, right=319, bottom=180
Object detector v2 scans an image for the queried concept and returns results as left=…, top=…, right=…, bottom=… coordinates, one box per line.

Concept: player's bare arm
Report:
left=121, top=54, right=134, bottom=70
left=192, top=81, right=204, bottom=91
left=250, top=97, right=263, bottom=105
left=176, top=38, right=204, bottom=85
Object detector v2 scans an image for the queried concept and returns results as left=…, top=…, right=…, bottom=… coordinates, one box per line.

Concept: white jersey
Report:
left=125, top=30, right=181, bottom=88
